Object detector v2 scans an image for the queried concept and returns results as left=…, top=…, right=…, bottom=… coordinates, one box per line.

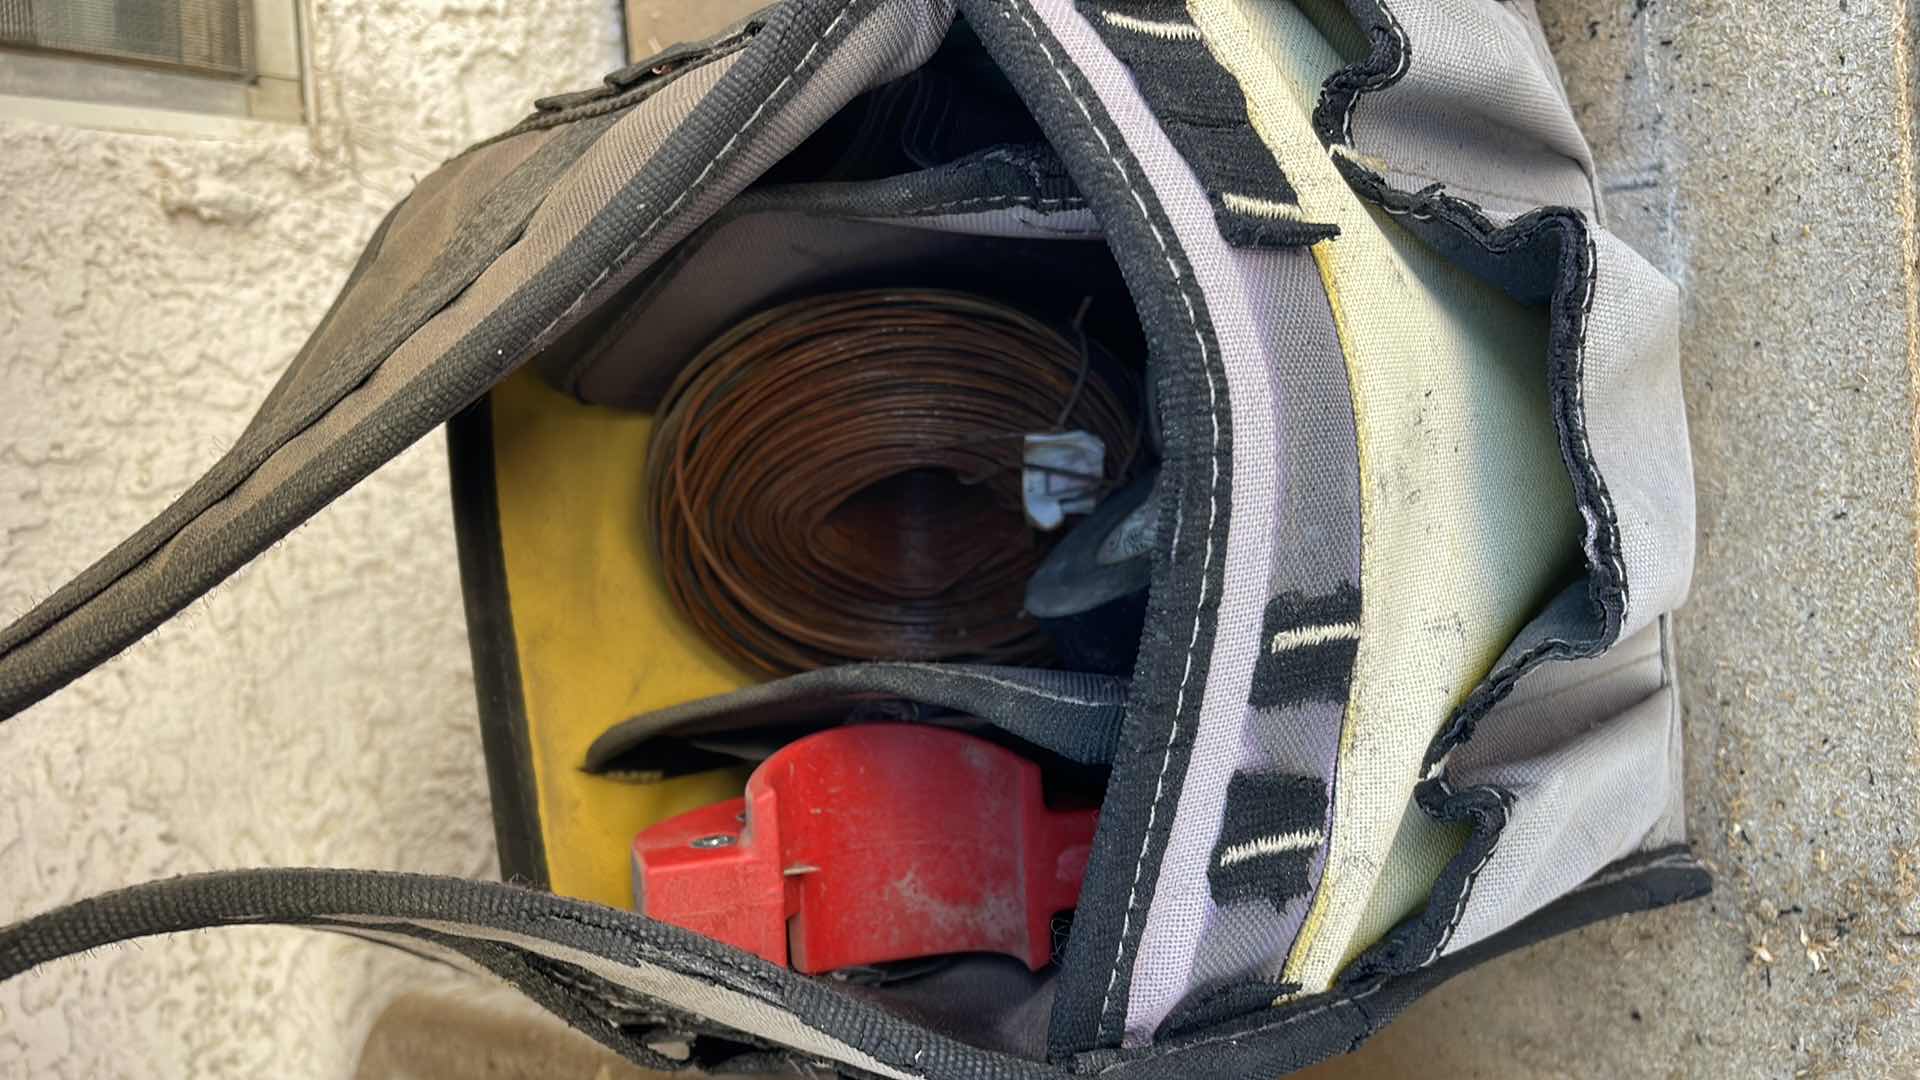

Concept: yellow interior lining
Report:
left=490, top=370, right=753, bottom=910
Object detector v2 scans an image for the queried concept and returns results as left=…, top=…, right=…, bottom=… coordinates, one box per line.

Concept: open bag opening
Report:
left=458, top=21, right=1155, bottom=1059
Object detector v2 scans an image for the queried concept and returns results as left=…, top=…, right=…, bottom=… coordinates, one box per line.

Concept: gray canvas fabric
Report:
left=535, top=0, right=959, bottom=401
left=1450, top=616, right=1665, bottom=772
left=1578, top=229, right=1695, bottom=638
left=555, top=149, right=1107, bottom=406
left=1443, top=681, right=1681, bottom=953
left=1178, top=234, right=1355, bottom=998
left=569, top=211, right=1108, bottom=406
left=1641, top=619, right=1689, bottom=852
left=1440, top=618, right=1681, bottom=953
left=1338, top=0, right=1600, bottom=221
left=584, top=662, right=1129, bottom=770
left=1025, top=0, right=1327, bottom=1045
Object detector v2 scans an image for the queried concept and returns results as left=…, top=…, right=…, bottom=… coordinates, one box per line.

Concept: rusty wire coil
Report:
left=648, top=288, right=1139, bottom=675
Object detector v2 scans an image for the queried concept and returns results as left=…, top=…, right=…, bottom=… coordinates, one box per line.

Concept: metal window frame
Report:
left=0, top=0, right=306, bottom=134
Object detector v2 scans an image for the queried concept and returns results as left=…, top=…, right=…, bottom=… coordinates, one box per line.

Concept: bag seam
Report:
left=882, top=663, right=1121, bottom=706
left=990, top=0, right=1228, bottom=1044
left=529, top=0, right=867, bottom=350
left=1101, top=845, right=1703, bottom=1069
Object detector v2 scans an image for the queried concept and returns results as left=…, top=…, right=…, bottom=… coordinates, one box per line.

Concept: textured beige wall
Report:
left=0, top=2, right=621, bottom=1077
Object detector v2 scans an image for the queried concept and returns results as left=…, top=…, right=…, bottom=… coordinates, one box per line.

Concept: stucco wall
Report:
left=0, top=2, right=622, bottom=1076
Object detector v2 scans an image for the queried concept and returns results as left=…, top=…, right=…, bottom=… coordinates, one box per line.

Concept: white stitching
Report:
left=882, top=662, right=1120, bottom=707
left=1338, top=6, right=1409, bottom=146
left=1095, top=979, right=1391, bottom=1072
left=1268, top=621, right=1359, bottom=654
left=1216, top=829, right=1319, bottom=868
left=530, top=0, right=863, bottom=348
left=1096, top=9, right=1202, bottom=40
left=1096, top=846, right=1705, bottom=1071
left=1219, top=191, right=1305, bottom=222
left=993, top=0, right=1225, bottom=1043
left=909, top=193, right=1088, bottom=214
left=1424, top=787, right=1512, bottom=964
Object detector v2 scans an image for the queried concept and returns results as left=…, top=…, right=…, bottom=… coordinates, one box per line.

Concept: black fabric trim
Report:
left=750, top=141, right=1087, bottom=218
left=1154, top=980, right=1299, bottom=1042
left=447, top=395, right=548, bottom=888
left=1207, top=773, right=1326, bottom=908
left=1310, top=0, right=1409, bottom=147
left=0, top=112, right=616, bottom=719
left=1248, top=585, right=1361, bottom=709
left=1076, top=0, right=1337, bottom=247
left=1336, top=778, right=1513, bottom=983
left=1248, top=636, right=1357, bottom=709
left=0, top=868, right=1058, bottom=1080
left=582, top=662, right=1130, bottom=773
left=957, top=0, right=1233, bottom=1056
left=1083, top=845, right=1709, bottom=1079
left=0, top=846, right=1706, bottom=1080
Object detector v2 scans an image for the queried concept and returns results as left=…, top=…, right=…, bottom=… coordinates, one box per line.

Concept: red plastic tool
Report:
left=632, top=724, right=1097, bottom=974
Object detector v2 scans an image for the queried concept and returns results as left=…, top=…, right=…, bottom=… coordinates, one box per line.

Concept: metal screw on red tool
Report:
left=632, top=725, right=1098, bottom=975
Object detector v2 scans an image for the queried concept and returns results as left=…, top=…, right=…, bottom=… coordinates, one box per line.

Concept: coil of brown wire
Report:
left=648, top=288, right=1139, bottom=675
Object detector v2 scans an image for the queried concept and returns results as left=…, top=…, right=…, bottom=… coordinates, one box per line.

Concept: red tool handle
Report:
left=633, top=724, right=1097, bottom=973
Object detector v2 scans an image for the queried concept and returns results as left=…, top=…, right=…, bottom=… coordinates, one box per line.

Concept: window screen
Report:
left=0, top=0, right=255, bottom=79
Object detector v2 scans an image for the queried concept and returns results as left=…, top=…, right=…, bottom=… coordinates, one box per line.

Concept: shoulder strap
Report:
left=0, top=868, right=1024, bottom=1078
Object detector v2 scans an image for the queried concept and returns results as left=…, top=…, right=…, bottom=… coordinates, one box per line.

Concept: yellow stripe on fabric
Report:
left=1190, top=0, right=1580, bottom=991
left=491, top=371, right=752, bottom=909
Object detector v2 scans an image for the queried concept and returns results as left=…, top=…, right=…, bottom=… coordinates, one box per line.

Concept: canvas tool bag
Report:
left=0, top=1, right=1703, bottom=1075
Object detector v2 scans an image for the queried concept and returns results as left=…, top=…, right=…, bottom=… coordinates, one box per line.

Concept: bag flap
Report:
left=0, top=0, right=956, bottom=720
